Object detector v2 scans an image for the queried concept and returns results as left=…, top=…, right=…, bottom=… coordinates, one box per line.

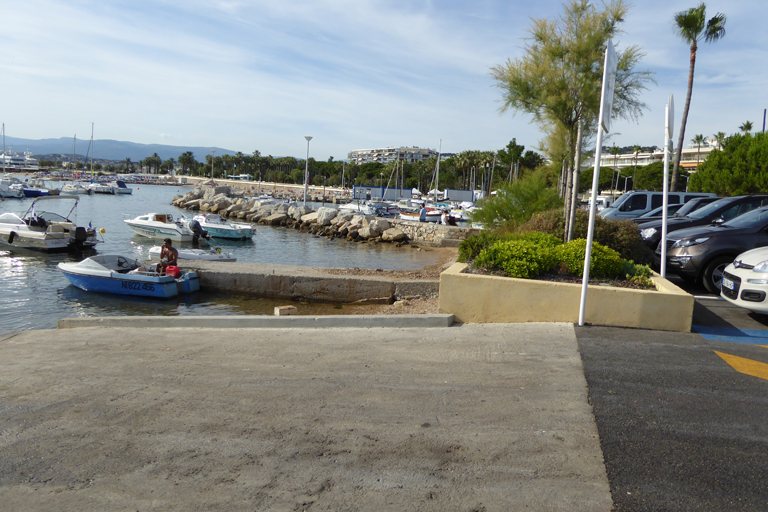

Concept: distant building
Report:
left=582, top=139, right=720, bottom=172
left=348, top=146, right=438, bottom=165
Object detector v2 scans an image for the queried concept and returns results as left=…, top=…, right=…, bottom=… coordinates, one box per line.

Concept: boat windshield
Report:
left=0, top=212, right=24, bottom=225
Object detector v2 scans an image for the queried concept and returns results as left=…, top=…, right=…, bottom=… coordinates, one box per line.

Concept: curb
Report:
left=57, top=314, right=456, bottom=330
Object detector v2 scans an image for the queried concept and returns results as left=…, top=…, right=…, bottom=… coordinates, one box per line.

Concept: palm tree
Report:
left=739, top=121, right=753, bottom=134
left=632, top=145, right=642, bottom=182
left=670, top=3, right=726, bottom=192
left=714, top=131, right=726, bottom=150
left=691, top=134, right=705, bottom=167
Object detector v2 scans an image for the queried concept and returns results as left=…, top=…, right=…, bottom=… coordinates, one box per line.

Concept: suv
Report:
left=599, top=191, right=717, bottom=220
left=657, top=206, right=768, bottom=293
left=638, top=195, right=768, bottom=249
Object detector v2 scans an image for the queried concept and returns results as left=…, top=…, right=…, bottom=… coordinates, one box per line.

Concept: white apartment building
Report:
left=581, top=139, right=720, bottom=172
left=347, top=146, right=438, bottom=165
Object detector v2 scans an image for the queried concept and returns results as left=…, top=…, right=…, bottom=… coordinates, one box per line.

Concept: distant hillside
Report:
left=2, top=136, right=240, bottom=162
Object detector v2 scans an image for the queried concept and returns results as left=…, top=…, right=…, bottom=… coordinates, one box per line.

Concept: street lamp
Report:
left=303, top=136, right=312, bottom=205
left=210, top=150, right=216, bottom=179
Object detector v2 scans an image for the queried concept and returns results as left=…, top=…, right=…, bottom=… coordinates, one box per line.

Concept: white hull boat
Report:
left=61, top=183, right=92, bottom=195
left=124, top=212, right=206, bottom=242
left=148, top=245, right=237, bottom=262
left=184, top=213, right=254, bottom=240
left=0, top=196, right=101, bottom=252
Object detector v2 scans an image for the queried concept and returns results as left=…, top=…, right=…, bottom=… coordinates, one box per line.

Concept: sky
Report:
left=2, top=0, right=766, bottom=161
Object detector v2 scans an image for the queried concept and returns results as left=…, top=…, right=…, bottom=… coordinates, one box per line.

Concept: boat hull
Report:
left=59, top=267, right=200, bottom=298
left=203, top=226, right=255, bottom=240
left=0, top=230, right=70, bottom=252
left=148, top=246, right=237, bottom=262
left=124, top=221, right=193, bottom=242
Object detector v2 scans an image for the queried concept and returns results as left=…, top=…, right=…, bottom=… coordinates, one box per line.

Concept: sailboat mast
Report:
left=435, top=139, right=441, bottom=202
left=2, top=123, right=5, bottom=174
left=90, top=123, right=94, bottom=178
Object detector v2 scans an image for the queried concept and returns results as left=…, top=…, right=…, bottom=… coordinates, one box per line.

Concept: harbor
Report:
left=0, top=181, right=459, bottom=331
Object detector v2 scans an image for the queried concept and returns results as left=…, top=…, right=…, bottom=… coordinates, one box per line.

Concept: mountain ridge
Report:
left=2, top=136, right=242, bottom=162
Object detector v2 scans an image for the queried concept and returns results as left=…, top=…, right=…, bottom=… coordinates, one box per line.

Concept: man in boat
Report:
left=156, top=238, right=179, bottom=275
left=419, top=206, right=427, bottom=222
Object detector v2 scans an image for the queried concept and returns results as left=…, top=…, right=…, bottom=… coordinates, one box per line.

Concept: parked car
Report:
left=639, top=195, right=768, bottom=249
left=631, top=203, right=686, bottom=223
left=599, top=190, right=717, bottom=220
left=657, top=206, right=768, bottom=293
left=720, top=247, right=768, bottom=314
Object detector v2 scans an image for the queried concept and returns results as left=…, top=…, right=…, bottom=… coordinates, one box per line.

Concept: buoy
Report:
left=100, top=228, right=106, bottom=233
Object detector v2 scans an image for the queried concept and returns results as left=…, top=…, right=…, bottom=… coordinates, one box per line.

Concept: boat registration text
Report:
left=121, top=281, right=156, bottom=292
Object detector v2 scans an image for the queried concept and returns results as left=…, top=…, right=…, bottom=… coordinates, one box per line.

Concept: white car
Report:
left=721, top=247, right=768, bottom=314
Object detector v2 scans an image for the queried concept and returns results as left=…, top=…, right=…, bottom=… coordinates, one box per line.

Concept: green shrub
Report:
left=458, top=231, right=503, bottom=262
left=623, top=261, right=655, bottom=288
left=521, top=208, right=654, bottom=264
left=555, top=239, right=624, bottom=278
left=474, top=240, right=559, bottom=279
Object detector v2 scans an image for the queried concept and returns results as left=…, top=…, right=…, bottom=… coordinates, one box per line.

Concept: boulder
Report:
left=369, top=218, right=390, bottom=232
left=210, top=198, right=232, bottom=213
left=288, top=204, right=313, bottom=221
left=203, top=186, right=230, bottom=199
left=382, top=228, right=406, bottom=242
left=301, top=212, right=319, bottom=224
left=263, top=213, right=288, bottom=226
left=316, top=207, right=338, bottom=226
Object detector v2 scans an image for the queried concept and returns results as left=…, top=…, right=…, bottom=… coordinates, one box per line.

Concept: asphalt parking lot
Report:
left=575, top=275, right=768, bottom=511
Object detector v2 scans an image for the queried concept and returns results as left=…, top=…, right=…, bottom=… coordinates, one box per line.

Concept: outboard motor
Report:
left=70, top=227, right=88, bottom=252
left=189, top=219, right=210, bottom=246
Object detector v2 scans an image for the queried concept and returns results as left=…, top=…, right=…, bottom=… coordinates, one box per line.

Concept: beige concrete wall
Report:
left=438, top=263, right=694, bottom=332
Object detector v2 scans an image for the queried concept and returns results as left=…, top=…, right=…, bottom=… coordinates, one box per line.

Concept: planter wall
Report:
left=438, top=263, right=694, bottom=332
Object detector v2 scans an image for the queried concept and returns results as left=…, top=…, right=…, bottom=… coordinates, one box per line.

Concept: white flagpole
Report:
left=661, top=95, right=674, bottom=278
left=578, top=41, right=617, bottom=326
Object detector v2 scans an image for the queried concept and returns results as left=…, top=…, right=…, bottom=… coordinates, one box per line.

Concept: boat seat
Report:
left=48, top=224, right=64, bottom=233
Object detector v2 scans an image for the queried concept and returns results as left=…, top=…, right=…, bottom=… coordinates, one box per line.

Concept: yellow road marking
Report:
left=715, top=351, right=768, bottom=381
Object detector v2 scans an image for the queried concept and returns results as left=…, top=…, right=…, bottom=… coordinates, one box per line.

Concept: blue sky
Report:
left=2, top=0, right=765, bottom=160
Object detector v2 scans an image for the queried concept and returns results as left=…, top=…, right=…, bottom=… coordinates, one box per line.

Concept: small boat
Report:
left=123, top=212, right=208, bottom=242
left=398, top=207, right=442, bottom=222
left=109, top=180, right=133, bottom=194
left=61, top=183, right=92, bottom=195
left=88, top=181, right=115, bottom=194
left=338, top=201, right=381, bottom=216
left=183, top=214, right=254, bottom=240
left=0, top=195, right=102, bottom=252
left=29, top=178, right=59, bottom=195
left=148, top=245, right=237, bottom=262
left=58, top=254, right=200, bottom=298
left=0, top=176, right=24, bottom=198
left=1, top=174, right=48, bottom=197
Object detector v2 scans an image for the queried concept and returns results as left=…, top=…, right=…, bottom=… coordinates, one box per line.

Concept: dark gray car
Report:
left=639, top=195, right=768, bottom=250
left=656, top=206, right=768, bottom=293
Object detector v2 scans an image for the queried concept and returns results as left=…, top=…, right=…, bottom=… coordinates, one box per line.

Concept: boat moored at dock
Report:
left=58, top=254, right=200, bottom=298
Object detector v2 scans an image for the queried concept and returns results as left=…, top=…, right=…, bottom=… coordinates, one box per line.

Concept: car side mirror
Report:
left=712, top=217, right=725, bottom=225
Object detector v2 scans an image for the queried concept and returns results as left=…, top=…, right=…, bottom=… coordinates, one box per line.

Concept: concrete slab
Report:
left=0, top=323, right=611, bottom=511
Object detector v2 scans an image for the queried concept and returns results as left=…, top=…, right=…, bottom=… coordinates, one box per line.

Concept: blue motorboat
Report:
left=58, top=254, right=199, bottom=299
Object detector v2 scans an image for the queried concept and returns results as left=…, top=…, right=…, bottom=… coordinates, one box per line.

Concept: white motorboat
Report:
left=58, top=254, right=199, bottom=298
left=0, top=195, right=101, bottom=252
left=61, top=183, right=92, bottom=195
left=88, top=182, right=115, bottom=194
left=0, top=176, right=24, bottom=198
left=148, top=245, right=237, bottom=262
left=339, top=201, right=380, bottom=216
left=182, top=213, right=254, bottom=240
left=109, top=180, right=133, bottom=194
left=123, top=212, right=208, bottom=242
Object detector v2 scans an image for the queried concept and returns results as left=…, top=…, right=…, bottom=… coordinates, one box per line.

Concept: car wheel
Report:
left=703, top=256, right=734, bottom=294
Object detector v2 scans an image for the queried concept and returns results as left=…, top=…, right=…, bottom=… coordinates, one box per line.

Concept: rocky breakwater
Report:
left=171, top=186, right=409, bottom=245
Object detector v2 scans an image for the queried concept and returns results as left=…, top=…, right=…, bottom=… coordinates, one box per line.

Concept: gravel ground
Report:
left=322, top=246, right=458, bottom=316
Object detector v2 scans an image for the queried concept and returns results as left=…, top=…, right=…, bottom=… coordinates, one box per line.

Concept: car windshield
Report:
left=721, top=206, right=768, bottom=229
left=638, top=204, right=682, bottom=218
left=676, top=199, right=709, bottom=217
left=686, top=197, right=734, bottom=219
left=606, top=193, right=629, bottom=209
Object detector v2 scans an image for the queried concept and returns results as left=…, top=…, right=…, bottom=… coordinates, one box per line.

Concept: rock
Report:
left=382, top=228, right=406, bottom=242
left=288, top=204, right=313, bottom=221
left=301, top=212, right=319, bottom=224
left=369, top=218, right=390, bottom=232
left=316, top=207, right=338, bottom=226
left=274, top=305, right=298, bottom=316
left=264, top=213, right=288, bottom=225
left=203, top=186, right=230, bottom=199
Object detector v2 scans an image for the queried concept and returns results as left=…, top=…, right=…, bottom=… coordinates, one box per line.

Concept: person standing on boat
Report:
left=419, top=206, right=427, bottom=222
left=156, top=238, right=178, bottom=275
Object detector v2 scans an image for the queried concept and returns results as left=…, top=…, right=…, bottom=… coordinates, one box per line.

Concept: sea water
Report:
left=0, top=183, right=443, bottom=331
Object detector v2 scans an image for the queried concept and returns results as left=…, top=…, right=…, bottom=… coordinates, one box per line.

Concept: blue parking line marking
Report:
left=693, top=325, right=768, bottom=344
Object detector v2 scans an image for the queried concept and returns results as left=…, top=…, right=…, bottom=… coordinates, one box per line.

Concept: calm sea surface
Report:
left=0, top=181, right=443, bottom=331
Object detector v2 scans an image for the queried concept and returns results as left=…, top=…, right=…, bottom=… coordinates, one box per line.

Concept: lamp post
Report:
left=303, top=136, right=312, bottom=205
left=210, top=150, right=216, bottom=179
